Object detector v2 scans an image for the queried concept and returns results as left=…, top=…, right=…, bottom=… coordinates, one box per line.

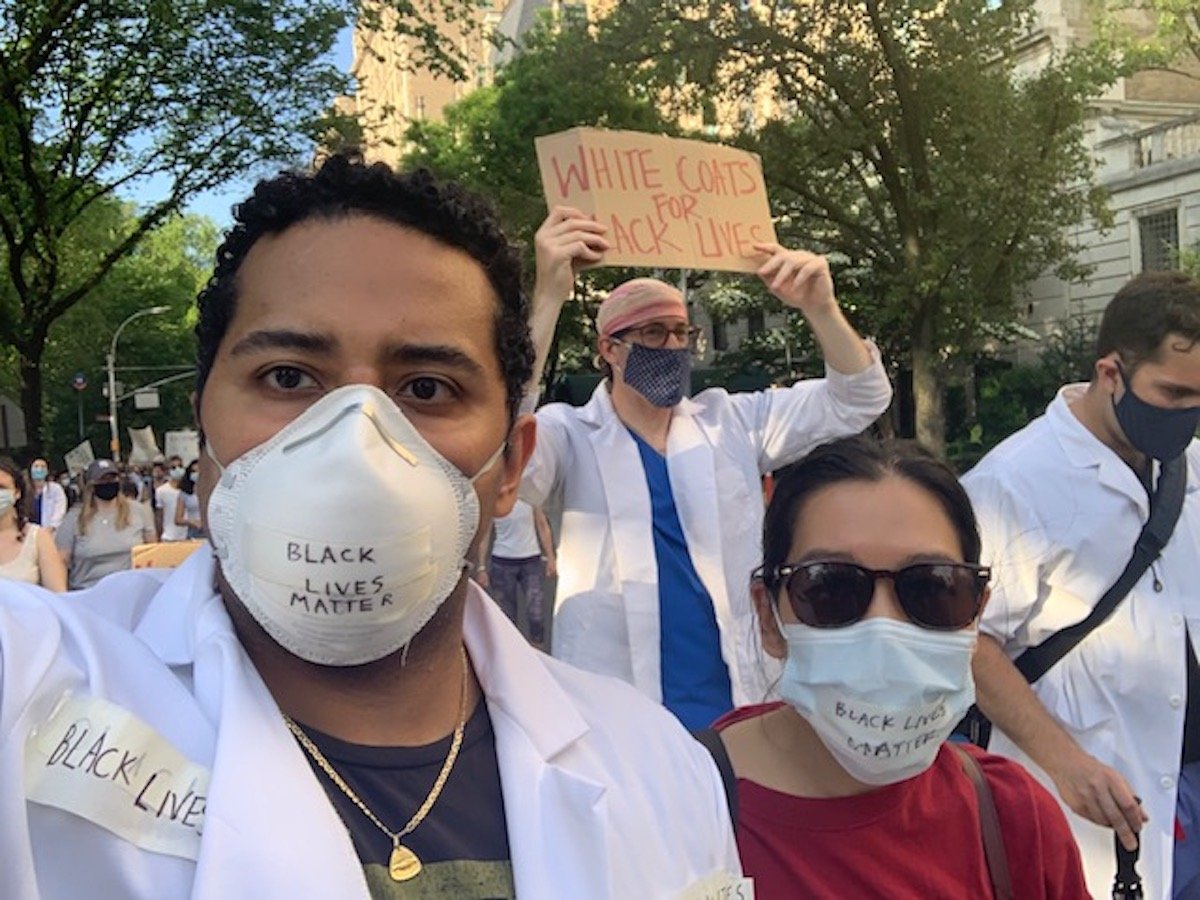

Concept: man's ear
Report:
left=492, top=413, right=536, bottom=519
left=1094, top=353, right=1122, bottom=396
left=597, top=336, right=621, bottom=369
left=753, top=579, right=787, bottom=660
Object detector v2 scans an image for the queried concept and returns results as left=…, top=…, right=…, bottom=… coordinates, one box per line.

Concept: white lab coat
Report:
left=0, top=546, right=741, bottom=899
left=34, top=481, right=67, bottom=531
left=522, top=347, right=892, bottom=707
left=964, top=385, right=1200, bottom=900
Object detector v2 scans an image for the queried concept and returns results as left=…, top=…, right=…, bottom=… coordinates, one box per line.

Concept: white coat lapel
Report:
left=136, top=548, right=370, bottom=899
left=464, top=589, right=612, bottom=900
left=190, top=628, right=370, bottom=899
left=586, top=387, right=661, bottom=697
left=664, top=405, right=730, bottom=624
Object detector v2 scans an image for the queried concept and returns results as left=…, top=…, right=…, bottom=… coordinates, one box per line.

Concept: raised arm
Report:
left=753, top=243, right=874, bottom=376
left=527, top=207, right=609, bottom=399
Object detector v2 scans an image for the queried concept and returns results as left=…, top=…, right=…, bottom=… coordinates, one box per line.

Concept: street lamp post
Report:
left=107, top=306, right=169, bottom=462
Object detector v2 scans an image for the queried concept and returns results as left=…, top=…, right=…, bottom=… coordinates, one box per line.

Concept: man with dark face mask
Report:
left=524, top=208, right=892, bottom=731
left=965, top=271, right=1200, bottom=899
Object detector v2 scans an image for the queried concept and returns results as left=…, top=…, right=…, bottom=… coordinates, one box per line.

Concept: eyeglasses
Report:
left=613, top=322, right=704, bottom=350
left=759, top=560, right=989, bottom=631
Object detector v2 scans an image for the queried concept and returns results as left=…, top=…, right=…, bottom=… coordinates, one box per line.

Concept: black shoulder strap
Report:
left=693, top=727, right=738, bottom=822
left=1014, top=453, right=1187, bottom=684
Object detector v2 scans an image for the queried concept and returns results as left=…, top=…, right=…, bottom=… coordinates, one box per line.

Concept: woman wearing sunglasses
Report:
left=710, top=435, right=1086, bottom=898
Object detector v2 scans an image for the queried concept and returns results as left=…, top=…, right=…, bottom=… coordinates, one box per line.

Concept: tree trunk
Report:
left=911, top=313, right=945, bottom=454
left=18, top=340, right=46, bottom=458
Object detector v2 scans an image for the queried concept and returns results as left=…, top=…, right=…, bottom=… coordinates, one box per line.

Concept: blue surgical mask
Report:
left=1114, top=365, right=1200, bottom=461
left=617, top=343, right=691, bottom=408
left=30, top=465, right=47, bottom=481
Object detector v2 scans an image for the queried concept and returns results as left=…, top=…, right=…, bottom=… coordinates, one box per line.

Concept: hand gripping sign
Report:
left=535, top=128, right=778, bottom=274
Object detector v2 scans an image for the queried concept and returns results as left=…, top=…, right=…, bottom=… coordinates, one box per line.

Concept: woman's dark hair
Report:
left=194, top=151, right=533, bottom=423
left=179, top=460, right=199, bottom=495
left=0, top=456, right=29, bottom=538
left=760, top=435, right=981, bottom=593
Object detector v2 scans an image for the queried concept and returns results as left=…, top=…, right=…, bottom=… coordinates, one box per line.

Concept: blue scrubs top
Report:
left=631, top=430, right=734, bottom=730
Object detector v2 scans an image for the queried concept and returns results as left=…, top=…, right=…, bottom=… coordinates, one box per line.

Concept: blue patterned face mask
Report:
left=617, top=343, right=691, bottom=407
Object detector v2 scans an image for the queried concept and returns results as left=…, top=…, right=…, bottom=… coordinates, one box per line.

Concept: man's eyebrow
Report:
left=228, top=329, right=336, bottom=358
left=385, top=343, right=487, bottom=377
left=227, top=330, right=489, bottom=378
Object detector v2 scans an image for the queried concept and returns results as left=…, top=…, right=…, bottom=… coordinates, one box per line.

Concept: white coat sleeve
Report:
left=725, top=340, right=892, bottom=473
left=963, top=468, right=1049, bottom=651
left=518, top=404, right=572, bottom=508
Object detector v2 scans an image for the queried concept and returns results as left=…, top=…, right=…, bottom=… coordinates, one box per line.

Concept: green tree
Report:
left=1097, top=0, right=1200, bottom=72
left=36, top=211, right=217, bottom=466
left=0, top=0, right=486, bottom=453
left=595, top=0, right=1120, bottom=450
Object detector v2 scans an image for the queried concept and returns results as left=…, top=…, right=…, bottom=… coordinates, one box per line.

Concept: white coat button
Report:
left=1162, top=776, right=1175, bottom=790
left=1171, top=695, right=1184, bottom=708
left=1172, top=614, right=1184, bottom=626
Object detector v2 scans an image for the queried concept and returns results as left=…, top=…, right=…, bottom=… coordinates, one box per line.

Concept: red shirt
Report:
left=714, top=703, right=1088, bottom=899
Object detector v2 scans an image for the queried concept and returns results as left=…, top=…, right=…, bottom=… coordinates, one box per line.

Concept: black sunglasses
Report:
left=760, top=560, right=990, bottom=631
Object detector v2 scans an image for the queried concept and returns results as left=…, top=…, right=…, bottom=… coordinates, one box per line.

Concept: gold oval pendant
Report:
left=388, top=844, right=422, bottom=882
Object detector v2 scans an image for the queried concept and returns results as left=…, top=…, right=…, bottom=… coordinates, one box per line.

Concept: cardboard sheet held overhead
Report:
left=535, top=128, right=777, bottom=273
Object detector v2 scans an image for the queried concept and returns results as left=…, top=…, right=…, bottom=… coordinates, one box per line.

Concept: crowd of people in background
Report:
left=0, top=452, right=205, bottom=593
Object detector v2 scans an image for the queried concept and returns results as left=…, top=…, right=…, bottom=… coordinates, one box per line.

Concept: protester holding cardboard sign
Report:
left=520, top=205, right=892, bottom=729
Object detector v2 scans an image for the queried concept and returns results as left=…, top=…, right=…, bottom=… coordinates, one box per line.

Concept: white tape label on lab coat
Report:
left=679, top=872, right=755, bottom=899
left=23, top=692, right=210, bottom=861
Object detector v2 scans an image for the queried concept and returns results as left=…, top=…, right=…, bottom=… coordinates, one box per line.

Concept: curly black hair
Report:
left=194, top=152, right=533, bottom=422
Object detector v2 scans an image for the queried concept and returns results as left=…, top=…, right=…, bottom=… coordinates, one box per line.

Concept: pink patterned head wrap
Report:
left=596, top=278, right=688, bottom=337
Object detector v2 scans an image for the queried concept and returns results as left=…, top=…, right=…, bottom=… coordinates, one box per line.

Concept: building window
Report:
left=747, top=308, right=765, bottom=335
left=713, top=319, right=728, bottom=352
left=1138, top=208, right=1179, bottom=272
left=415, top=96, right=427, bottom=121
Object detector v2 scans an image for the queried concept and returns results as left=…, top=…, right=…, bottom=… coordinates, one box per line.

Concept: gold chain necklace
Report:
left=283, top=646, right=470, bottom=883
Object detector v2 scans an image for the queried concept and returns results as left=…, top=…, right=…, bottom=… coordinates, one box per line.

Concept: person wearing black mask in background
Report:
left=55, top=458, right=156, bottom=589
left=966, top=272, right=1200, bottom=898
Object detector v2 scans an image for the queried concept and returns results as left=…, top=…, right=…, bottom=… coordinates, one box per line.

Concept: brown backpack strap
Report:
left=950, top=743, right=1014, bottom=900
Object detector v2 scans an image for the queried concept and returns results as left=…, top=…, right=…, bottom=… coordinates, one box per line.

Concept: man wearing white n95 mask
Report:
left=0, top=155, right=741, bottom=899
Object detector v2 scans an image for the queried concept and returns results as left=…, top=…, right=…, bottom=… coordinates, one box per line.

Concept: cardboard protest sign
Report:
left=535, top=128, right=777, bottom=273
left=127, top=425, right=161, bottom=465
left=165, top=430, right=200, bottom=466
left=64, top=440, right=95, bottom=477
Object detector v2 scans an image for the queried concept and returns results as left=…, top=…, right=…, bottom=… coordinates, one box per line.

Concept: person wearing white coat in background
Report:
left=966, top=271, right=1200, bottom=899
left=522, top=208, right=893, bottom=729
left=0, top=156, right=741, bottom=899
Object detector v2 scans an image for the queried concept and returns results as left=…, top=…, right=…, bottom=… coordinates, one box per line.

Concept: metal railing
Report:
left=1131, top=113, right=1200, bottom=168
